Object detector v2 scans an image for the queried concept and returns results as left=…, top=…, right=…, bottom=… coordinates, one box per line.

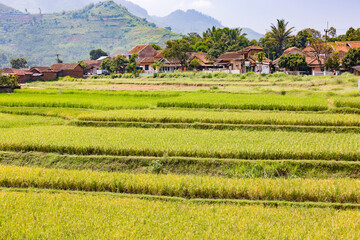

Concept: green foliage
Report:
left=203, top=27, right=250, bottom=60
left=255, top=52, right=266, bottom=63
left=10, top=58, right=28, bottom=69
left=291, top=29, right=313, bottom=49
left=126, top=53, right=138, bottom=77
left=78, top=60, right=88, bottom=69
left=260, top=19, right=294, bottom=59
left=110, top=55, right=128, bottom=73
left=0, top=71, right=18, bottom=87
left=278, top=54, right=309, bottom=71
left=151, top=44, right=162, bottom=50
left=0, top=1, right=179, bottom=67
left=325, top=55, right=341, bottom=71
left=342, top=48, right=360, bottom=68
left=100, top=58, right=112, bottom=72
left=151, top=60, right=165, bottom=72
left=163, top=39, right=193, bottom=69
left=189, top=59, right=201, bottom=69
left=90, top=49, right=108, bottom=60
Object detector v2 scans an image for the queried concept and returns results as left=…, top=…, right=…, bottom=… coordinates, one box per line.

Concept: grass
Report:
left=1, top=190, right=360, bottom=239
left=0, top=113, right=65, bottom=128
left=2, top=151, right=360, bottom=179
left=1, top=165, right=360, bottom=203
left=78, top=109, right=360, bottom=127
left=1, top=126, right=360, bottom=160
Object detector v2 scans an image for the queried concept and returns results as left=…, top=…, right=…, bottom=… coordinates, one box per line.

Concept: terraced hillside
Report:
left=1, top=73, right=360, bottom=238
left=0, top=1, right=179, bottom=67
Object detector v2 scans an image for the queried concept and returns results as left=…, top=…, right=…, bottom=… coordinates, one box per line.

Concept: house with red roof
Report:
left=216, top=46, right=271, bottom=73
left=50, top=63, right=84, bottom=78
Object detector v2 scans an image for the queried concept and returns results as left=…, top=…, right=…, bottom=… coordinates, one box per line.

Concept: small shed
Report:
left=352, top=66, right=360, bottom=76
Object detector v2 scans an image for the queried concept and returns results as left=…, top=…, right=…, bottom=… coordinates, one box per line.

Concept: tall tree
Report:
left=10, top=58, right=28, bottom=69
left=278, top=54, right=308, bottom=71
left=90, top=49, right=108, bottom=60
left=126, top=53, right=139, bottom=77
left=111, top=55, right=128, bottom=73
left=163, top=39, right=193, bottom=70
left=342, top=48, right=360, bottom=69
left=268, top=19, right=295, bottom=58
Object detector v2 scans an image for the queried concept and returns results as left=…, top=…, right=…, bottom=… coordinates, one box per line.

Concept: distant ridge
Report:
left=0, top=0, right=264, bottom=39
left=0, top=1, right=179, bottom=68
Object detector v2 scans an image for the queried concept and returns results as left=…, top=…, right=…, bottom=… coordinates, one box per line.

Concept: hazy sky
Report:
left=128, top=0, right=360, bottom=34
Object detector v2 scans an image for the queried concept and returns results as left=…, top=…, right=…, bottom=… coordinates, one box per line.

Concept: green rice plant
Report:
left=0, top=106, right=92, bottom=120
left=2, top=151, right=360, bottom=179
left=0, top=90, right=329, bottom=111
left=2, top=191, right=360, bottom=239
left=1, top=165, right=360, bottom=203
left=157, top=93, right=328, bottom=111
left=335, top=97, right=360, bottom=109
left=0, top=89, right=179, bottom=110
left=0, top=113, right=65, bottom=128
left=0, top=126, right=360, bottom=160
left=77, top=109, right=360, bottom=127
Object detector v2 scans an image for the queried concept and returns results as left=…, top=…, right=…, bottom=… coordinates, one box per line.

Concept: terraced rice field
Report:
left=1, top=84, right=360, bottom=238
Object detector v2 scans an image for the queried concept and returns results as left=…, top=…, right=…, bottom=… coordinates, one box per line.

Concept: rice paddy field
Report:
left=1, top=72, right=360, bottom=239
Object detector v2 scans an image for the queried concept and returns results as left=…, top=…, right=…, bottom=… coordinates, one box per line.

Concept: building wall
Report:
left=17, top=75, right=32, bottom=83
left=355, top=70, right=360, bottom=76
left=43, top=72, right=57, bottom=81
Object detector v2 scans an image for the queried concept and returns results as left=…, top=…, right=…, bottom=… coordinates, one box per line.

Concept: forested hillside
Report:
left=0, top=1, right=179, bottom=67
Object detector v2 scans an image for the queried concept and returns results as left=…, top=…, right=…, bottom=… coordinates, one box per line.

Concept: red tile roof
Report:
left=30, top=67, right=52, bottom=73
left=237, top=46, right=264, bottom=54
left=190, top=52, right=213, bottom=64
left=352, top=66, right=360, bottom=71
left=217, top=52, right=242, bottom=61
left=283, top=47, right=304, bottom=55
left=128, top=45, right=149, bottom=54
left=51, top=63, right=81, bottom=71
left=154, top=50, right=163, bottom=58
left=1, top=68, right=32, bottom=75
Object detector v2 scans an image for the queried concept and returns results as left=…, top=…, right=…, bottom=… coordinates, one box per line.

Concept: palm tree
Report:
left=269, top=19, right=294, bottom=57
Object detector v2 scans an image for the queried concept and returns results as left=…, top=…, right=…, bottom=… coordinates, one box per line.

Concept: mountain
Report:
left=0, top=2, right=22, bottom=14
left=0, top=0, right=264, bottom=39
left=0, top=1, right=179, bottom=68
left=116, top=0, right=149, bottom=19
left=242, top=28, right=264, bottom=41
left=151, top=9, right=223, bottom=34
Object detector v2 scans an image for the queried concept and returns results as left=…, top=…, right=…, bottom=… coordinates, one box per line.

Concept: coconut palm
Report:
left=269, top=19, right=294, bottom=57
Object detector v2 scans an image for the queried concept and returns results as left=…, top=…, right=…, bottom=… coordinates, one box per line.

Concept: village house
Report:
left=50, top=63, right=84, bottom=78
left=29, top=67, right=58, bottom=81
left=216, top=46, right=271, bottom=74
left=128, top=46, right=182, bottom=73
left=276, top=41, right=360, bottom=75
left=188, top=52, right=215, bottom=71
left=128, top=44, right=158, bottom=63
left=83, top=60, right=102, bottom=75
left=1, top=68, right=33, bottom=83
